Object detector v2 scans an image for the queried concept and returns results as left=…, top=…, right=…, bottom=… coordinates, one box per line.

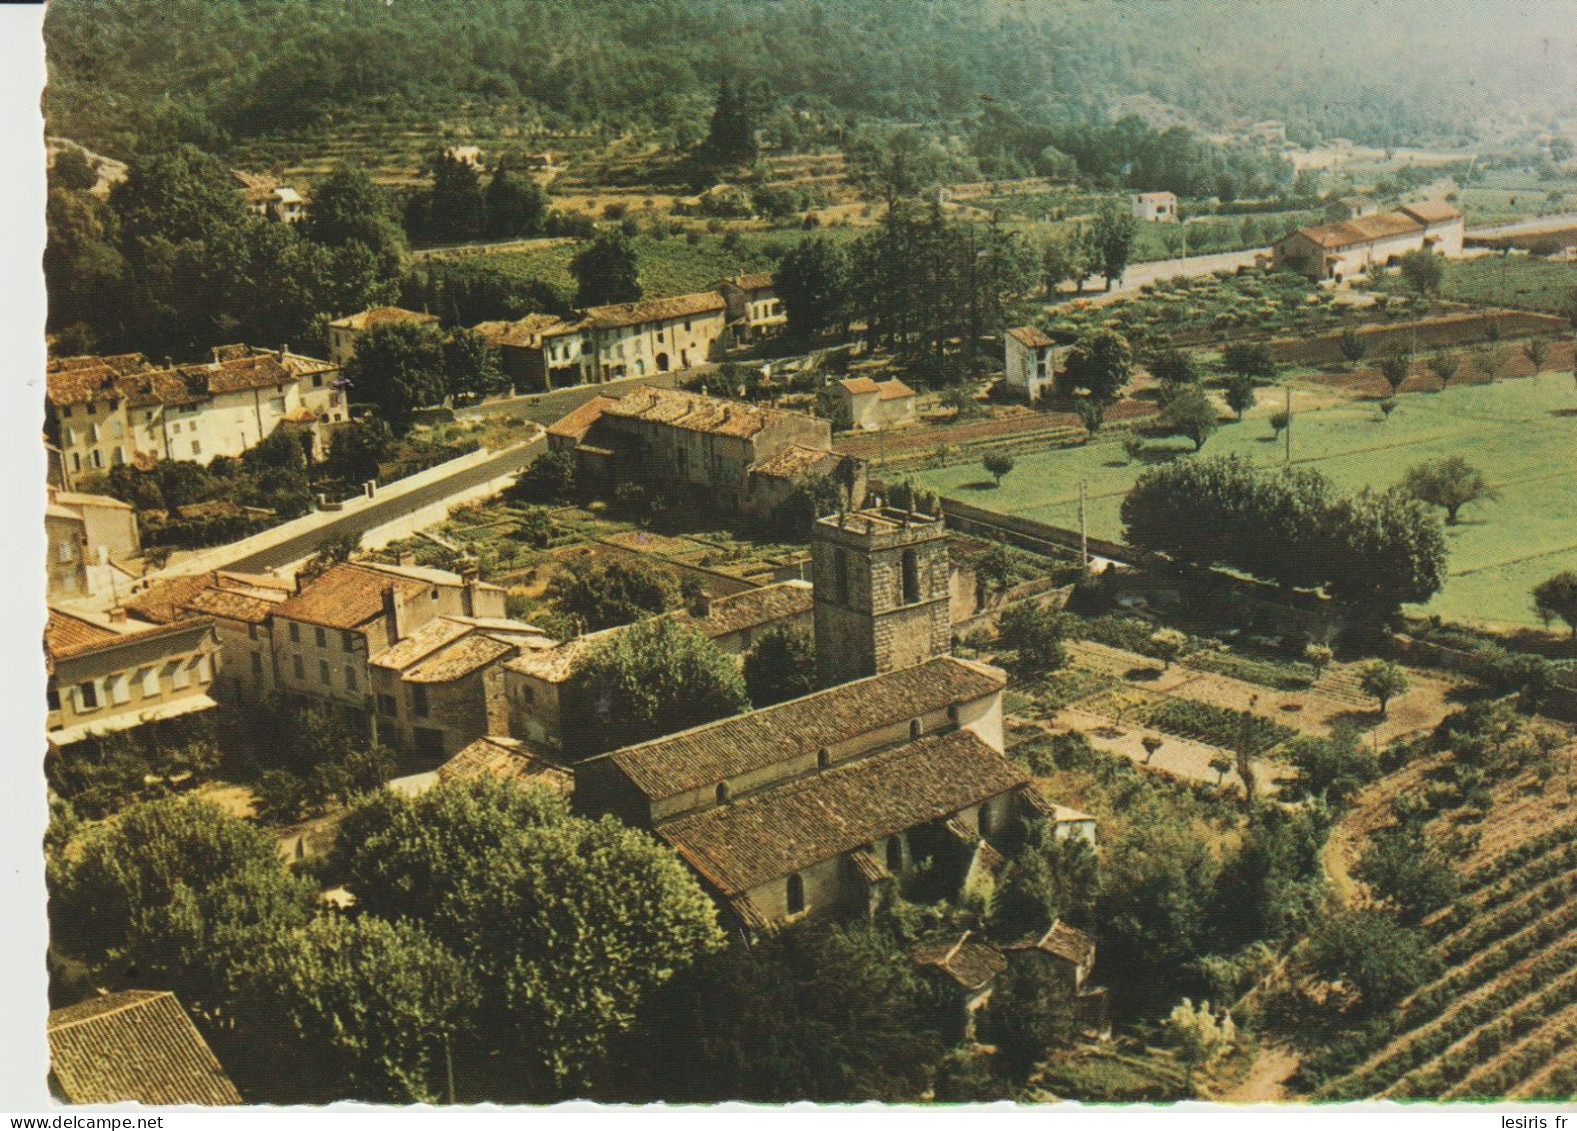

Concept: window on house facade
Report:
left=318, top=659, right=331, bottom=685
left=140, top=666, right=159, bottom=697
left=716, top=782, right=729, bottom=805
left=251, top=652, right=263, bottom=676
left=315, top=626, right=327, bottom=649
left=312, top=375, right=323, bottom=388
left=47, top=687, right=60, bottom=713
left=108, top=673, right=130, bottom=706
left=411, top=684, right=429, bottom=717
left=61, top=406, right=71, bottom=418
left=289, top=622, right=300, bottom=643
left=344, top=665, right=358, bottom=692
left=786, top=873, right=805, bottom=915
left=248, top=623, right=258, bottom=641
left=77, top=681, right=98, bottom=710
left=111, top=420, right=123, bottom=439
left=292, top=654, right=305, bottom=680
left=978, top=801, right=992, bottom=837
left=270, top=397, right=287, bottom=416
left=171, top=660, right=189, bottom=689
left=90, top=449, right=102, bottom=469
left=191, top=440, right=201, bottom=457
left=342, top=631, right=355, bottom=652
left=111, top=447, right=124, bottom=466
left=71, top=452, right=81, bottom=473
left=378, top=693, right=398, bottom=716
left=63, top=426, right=76, bottom=446
left=196, top=655, right=211, bottom=684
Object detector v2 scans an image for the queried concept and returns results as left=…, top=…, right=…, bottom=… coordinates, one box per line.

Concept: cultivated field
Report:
left=1381, top=256, right=1577, bottom=314
left=915, top=370, right=1577, bottom=627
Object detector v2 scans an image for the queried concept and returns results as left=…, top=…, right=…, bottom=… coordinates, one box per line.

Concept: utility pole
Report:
left=1078, top=478, right=1089, bottom=569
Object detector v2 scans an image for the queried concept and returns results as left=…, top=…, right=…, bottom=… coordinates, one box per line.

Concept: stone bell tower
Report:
left=812, top=506, right=951, bottom=689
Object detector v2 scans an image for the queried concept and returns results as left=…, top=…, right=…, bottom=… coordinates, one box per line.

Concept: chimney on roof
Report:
left=460, top=564, right=481, bottom=616
left=280, top=344, right=288, bottom=359
left=107, top=607, right=127, bottom=625
left=383, top=583, right=407, bottom=643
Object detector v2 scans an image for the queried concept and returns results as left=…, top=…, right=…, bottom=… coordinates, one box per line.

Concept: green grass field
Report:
left=915, top=371, right=1577, bottom=627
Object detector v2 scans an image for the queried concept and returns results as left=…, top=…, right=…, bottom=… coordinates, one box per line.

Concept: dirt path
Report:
left=1218, top=1044, right=1301, bottom=1103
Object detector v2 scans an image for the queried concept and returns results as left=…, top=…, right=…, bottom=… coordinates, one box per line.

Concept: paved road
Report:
left=219, top=439, right=542, bottom=573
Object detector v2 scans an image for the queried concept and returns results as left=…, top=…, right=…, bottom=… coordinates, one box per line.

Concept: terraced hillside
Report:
left=1313, top=783, right=1577, bottom=1100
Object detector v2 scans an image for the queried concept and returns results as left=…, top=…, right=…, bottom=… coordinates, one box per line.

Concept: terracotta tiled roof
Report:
left=656, top=729, right=1029, bottom=896
left=1007, top=325, right=1054, bottom=349
left=1398, top=200, right=1463, bottom=225
left=48, top=990, right=242, bottom=1106
left=839, top=377, right=883, bottom=396
left=406, top=634, right=517, bottom=683
left=723, top=272, right=776, bottom=293
left=1016, top=784, right=1056, bottom=817
left=1293, top=210, right=1425, bottom=250
left=583, top=291, right=725, bottom=329
left=1133, top=191, right=1176, bottom=203
left=127, top=571, right=290, bottom=627
left=437, top=736, right=571, bottom=792
left=748, top=443, right=846, bottom=481
left=179, top=354, right=294, bottom=395
left=49, top=489, right=133, bottom=512
left=546, top=396, right=618, bottom=442
left=877, top=378, right=915, bottom=401
left=1009, top=920, right=1097, bottom=967
left=671, top=580, right=813, bottom=640
left=599, top=656, right=1008, bottom=803
left=44, top=609, right=121, bottom=658
left=477, top=312, right=579, bottom=348
left=328, top=306, right=439, bottom=331
left=848, top=847, right=893, bottom=884
left=273, top=562, right=432, bottom=631
left=599, top=386, right=815, bottom=441
left=912, top=932, right=1008, bottom=990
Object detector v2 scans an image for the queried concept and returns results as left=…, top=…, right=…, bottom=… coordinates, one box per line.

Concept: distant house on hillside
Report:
left=1330, top=195, right=1379, bottom=221
left=1130, top=191, right=1178, bottom=222
left=49, top=991, right=241, bottom=1105
left=327, top=306, right=440, bottom=366
left=232, top=170, right=307, bottom=224
left=833, top=376, right=917, bottom=431
left=1004, top=325, right=1057, bottom=402
left=1272, top=201, right=1464, bottom=281
left=444, top=145, right=483, bottom=168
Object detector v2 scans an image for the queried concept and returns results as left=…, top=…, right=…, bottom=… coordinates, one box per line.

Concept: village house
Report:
left=832, top=375, right=917, bottom=431
left=1005, top=920, right=1110, bottom=1033
left=434, top=734, right=572, bottom=793
left=48, top=990, right=242, bottom=1106
left=545, top=386, right=838, bottom=512
left=46, top=488, right=139, bottom=601
left=46, top=606, right=221, bottom=748
left=575, top=655, right=1084, bottom=929
left=368, top=613, right=555, bottom=763
left=1130, top=191, right=1179, bottom=222
left=1330, top=195, right=1379, bottom=221
left=232, top=170, right=308, bottom=224
left=745, top=443, right=870, bottom=521
left=444, top=145, right=483, bottom=169
left=1003, top=325, right=1058, bottom=403
left=718, top=272, right=786, bottom=337
left=479, top=292, right=729, bottom=390
left=910, top=931, right=1008, bottom=1042
left=266, top=560, right=507, bottom=733
left=1271, top=201, right=1464, bottom=281
left=501, top=579, right=815, bottom=757
left=46, top=346, right=345, bottom=482
left=326, top=306, right=440, bottom=367
left=124, top=570, right=296, bottom=703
